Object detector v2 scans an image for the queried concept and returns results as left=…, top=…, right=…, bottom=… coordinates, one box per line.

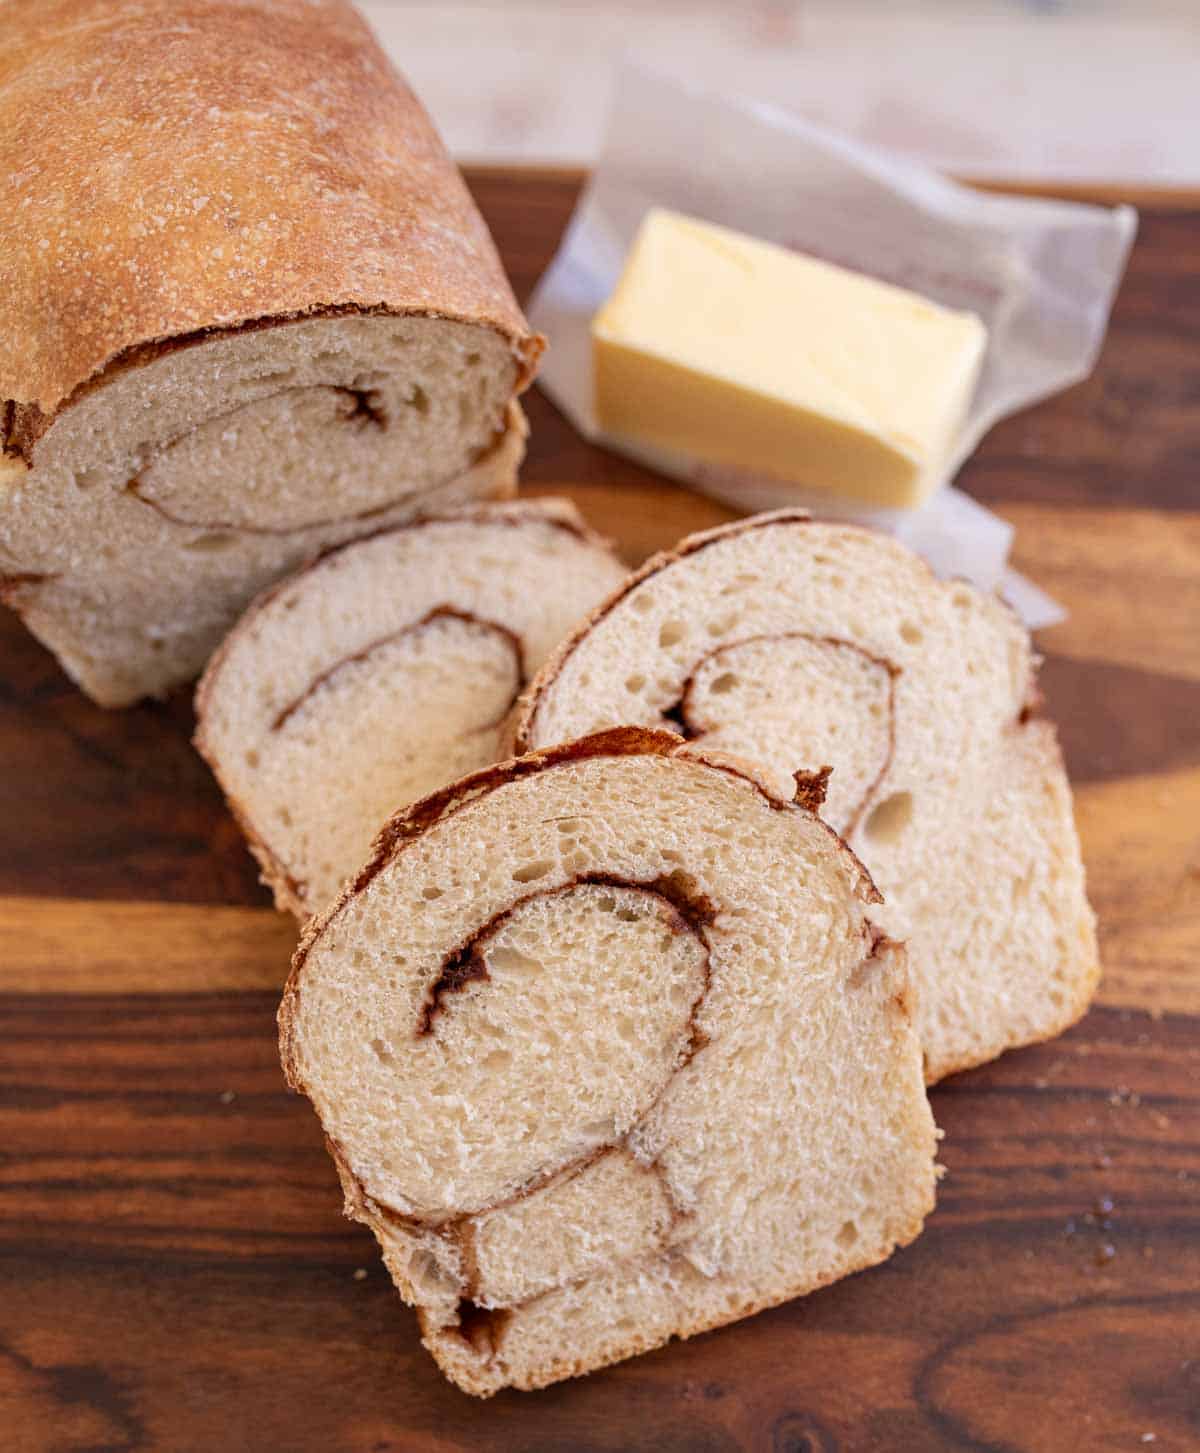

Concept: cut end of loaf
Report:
left=0, top=309, right=539, bottom=706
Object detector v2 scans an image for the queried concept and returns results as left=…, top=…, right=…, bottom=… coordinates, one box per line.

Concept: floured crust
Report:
left=0, top=0, right=541, bottom=439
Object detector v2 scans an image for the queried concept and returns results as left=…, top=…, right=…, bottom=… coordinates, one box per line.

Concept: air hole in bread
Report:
left=453, top=1300, right=508, bottom=1357
left=465, top=352, right=481, bottom=367
left=864, top=792, right=914, bottom=846
left=370, top=1037, right=395, bottom=1067
left=408, top=384, right=431, bottom=416
left=73, top=465, right=107, bottom=490
left=422, top=885, right=444, bottom=901
left=706, top=612, right=740, bottom=637
left=659, top=619, right=686, bottom=649
left=709, top=672, right=739, bottom=696
left=277, top=806, right=293, bottom=828
left=512, top=858, right=555, bottom=883
left=185, top=532, right=238, bottom=553
left=245, top=749, right=260, bottom=769
left=408, top=1250, right=457, bottom=1298
left=900, top=621, right=923, bottom=644
left=837, top=1219, right=860, bottom=1249
left=719, top=573, right=761, bottom=595
left=631, top=591, right=656, bottom=615
left=625, top=673, right=647, bottom=694
left=487, top=945, right=541, bottom=979
left=258, top=368, right=298, bottom=387
left=482, top=1049, right=512, bottom=1073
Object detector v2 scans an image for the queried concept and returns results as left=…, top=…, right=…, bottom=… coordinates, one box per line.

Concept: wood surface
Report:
left=1, top=170, right=1197, bottom=1453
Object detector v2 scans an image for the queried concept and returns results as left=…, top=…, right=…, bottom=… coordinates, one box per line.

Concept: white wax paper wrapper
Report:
left=527, top=65, right=1137, bottom=630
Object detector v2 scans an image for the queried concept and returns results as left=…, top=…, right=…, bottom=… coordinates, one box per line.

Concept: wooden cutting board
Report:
left=1, top=171, right=1197, bottom=1453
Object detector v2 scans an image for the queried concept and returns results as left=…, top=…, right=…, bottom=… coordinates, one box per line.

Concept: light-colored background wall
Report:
left=360, top=0, right=1199, bottom=181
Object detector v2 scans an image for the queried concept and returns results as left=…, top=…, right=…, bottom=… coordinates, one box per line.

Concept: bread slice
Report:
left=514, top=511, right=1099, bottom=1083
left=280, top=728, right=938, bottom=1395
left=0, top=0, right=540, bottom=705
left=195, top=501, right=627, bottom=918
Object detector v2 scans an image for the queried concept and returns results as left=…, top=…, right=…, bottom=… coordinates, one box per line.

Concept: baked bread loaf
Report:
left=195, top=501, right=627, bottom=918
left=0, top=0, right=540, bottom=706
left=515, top=512, right=1099, bottom=1083
left=280, top=727, right=938, bottom=1395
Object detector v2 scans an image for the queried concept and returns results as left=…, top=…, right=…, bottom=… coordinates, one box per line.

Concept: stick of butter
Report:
left=592, top=208, right=988, bottom=509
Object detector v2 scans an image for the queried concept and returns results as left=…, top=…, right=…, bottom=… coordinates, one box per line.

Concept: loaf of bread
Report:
left=280, top=727, right=938, bottom=1395
left=0, top=0, right=540, bottom=705
left=195, top=501, right=628, bottom=918
left=515, top=512, right=1099, bottom=1083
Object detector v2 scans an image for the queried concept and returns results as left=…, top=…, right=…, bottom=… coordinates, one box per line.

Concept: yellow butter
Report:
left=591, top=208, right=987, bottom=508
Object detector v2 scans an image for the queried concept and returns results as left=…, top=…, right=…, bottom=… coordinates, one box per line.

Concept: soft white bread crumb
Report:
left=196, top=500, right=627, bottom=917
left=516, top=511, right=1099, bottom=1082
left=1, top=315, right=527, bottom=705
left=280, top=729, right=938, bottom=1395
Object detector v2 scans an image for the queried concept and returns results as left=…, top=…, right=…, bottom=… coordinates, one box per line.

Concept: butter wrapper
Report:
left=527, top=65, right=1137, bottom=629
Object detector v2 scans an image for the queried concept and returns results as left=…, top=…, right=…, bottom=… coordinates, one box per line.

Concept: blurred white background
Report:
left=361, top=0, right=1199, bottom=181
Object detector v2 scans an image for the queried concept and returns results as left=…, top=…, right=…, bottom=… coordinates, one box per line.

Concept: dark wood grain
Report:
left=1, top=170, right=1198, bottom=1451
left=1, top=990, right=1195, bottom=1453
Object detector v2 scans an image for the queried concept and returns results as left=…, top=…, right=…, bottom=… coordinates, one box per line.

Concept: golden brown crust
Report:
left=0, top=0, right=540, bottom=434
